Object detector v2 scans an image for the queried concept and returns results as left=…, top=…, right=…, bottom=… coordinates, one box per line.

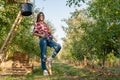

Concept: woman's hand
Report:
left=40, top=33, right=46, bottom=38
left=33, top=32, right=46, bottom=38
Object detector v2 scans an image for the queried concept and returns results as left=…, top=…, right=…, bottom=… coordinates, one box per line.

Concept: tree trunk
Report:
left=102, top=50, right=106, bottom=68
left=84, top=55, right=87, bottom=67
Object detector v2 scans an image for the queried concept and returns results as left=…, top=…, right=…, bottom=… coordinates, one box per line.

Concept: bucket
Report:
left=20, top=3, right=33, bottom=16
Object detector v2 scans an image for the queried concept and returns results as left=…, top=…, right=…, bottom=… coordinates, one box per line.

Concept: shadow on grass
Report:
left=25, top=62, right=92, bottom=80
left=0, top=62, right=120, bottom=80
left=25, top=62, right=120, bottom=80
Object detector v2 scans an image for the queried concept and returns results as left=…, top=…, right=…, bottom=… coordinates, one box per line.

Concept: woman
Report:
left=33, top=12, right=61, bottom=76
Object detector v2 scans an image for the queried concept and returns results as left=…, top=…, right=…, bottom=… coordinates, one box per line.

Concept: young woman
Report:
left=33, top=12, right=61, bottom=76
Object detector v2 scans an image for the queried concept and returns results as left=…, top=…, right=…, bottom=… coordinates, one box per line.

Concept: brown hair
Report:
left=36, top=12, right=45, bottom=22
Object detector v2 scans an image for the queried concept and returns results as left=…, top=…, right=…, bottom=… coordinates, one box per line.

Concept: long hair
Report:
left=36, top=12, right=45, bottom=22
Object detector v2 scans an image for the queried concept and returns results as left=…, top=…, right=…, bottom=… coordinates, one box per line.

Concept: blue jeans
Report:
left=39, top=38, right=61, bottom=70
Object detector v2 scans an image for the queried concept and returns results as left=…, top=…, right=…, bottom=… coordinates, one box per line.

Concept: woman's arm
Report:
left=33, top=32, right=45, bottom=38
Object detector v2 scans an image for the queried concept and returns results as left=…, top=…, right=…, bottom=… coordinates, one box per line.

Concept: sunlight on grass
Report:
left=0, top=62, right=120, bottom=80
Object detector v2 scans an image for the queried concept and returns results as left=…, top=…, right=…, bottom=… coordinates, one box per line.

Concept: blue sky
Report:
left=31, top=0, right=81, bottom=45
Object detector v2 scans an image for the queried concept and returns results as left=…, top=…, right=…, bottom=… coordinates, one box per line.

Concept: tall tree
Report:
left=63, top=0, right=120, bottom=67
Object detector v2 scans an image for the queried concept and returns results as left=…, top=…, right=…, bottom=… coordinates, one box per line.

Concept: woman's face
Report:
left=39, top=13, right=44, bottom=21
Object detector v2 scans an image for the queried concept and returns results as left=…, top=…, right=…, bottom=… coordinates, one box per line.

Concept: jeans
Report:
left=39, top=38, right=61, bottom=70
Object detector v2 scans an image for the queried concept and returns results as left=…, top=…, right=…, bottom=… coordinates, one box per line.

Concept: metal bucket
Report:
left=20, top=3, right=33, bottom=16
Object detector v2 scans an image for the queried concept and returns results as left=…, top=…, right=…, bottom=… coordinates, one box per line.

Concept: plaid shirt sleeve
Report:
left=33, top=23, right=40, bottom=34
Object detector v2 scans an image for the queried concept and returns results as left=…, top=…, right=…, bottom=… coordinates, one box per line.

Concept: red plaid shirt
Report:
left=33, top=22, right=53, bottom=39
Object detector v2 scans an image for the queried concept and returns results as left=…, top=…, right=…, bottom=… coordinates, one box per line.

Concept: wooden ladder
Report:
left=0, top=11, right=23, bottom=61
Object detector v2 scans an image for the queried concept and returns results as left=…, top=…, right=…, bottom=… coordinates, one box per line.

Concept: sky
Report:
left=31, top=0, right=81, bottom=45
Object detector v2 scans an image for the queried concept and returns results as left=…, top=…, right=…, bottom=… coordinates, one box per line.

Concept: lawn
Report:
left=0, top=62, right=120, bottom=80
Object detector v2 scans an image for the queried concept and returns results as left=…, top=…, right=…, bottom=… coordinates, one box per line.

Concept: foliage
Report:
left=62, top=0, right=120, bottom=67
left=0, top=0, right=19, bottom=46
left=87, top=0, right=120, bottom=65
left=66, top=0, right=85, bottom=7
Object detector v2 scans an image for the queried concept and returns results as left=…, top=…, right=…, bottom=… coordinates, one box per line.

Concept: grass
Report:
left=0, top=62, right=120, bottom=80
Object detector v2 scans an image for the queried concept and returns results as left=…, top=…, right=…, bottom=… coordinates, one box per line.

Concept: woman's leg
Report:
left=39, top=38, right=47, bottom=71
left=47, top=39, right=61, bottom=75
left=48, top=40, right=61, bottom=58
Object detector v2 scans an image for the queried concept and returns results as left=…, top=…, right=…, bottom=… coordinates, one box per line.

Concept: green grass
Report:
left=0, top=62, right=120, bottom=80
